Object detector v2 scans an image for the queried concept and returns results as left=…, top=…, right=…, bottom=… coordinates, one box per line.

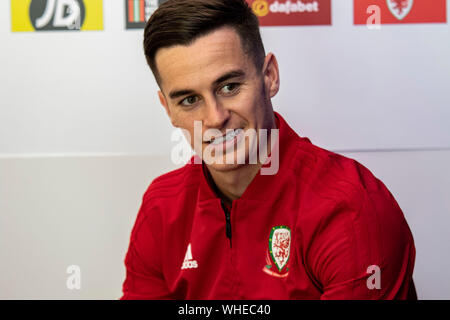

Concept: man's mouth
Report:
left=209, top=128, right=244, bottom=145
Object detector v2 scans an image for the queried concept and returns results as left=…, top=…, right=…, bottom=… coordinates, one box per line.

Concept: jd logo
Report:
left=30, top=0, right=86, bottom=30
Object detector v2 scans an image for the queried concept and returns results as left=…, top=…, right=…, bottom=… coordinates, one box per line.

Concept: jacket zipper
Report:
left=220, top=200, right=232, bottom=248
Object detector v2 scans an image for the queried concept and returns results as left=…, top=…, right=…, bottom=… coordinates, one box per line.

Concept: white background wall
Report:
left=0, top=0, right=449, bottom=299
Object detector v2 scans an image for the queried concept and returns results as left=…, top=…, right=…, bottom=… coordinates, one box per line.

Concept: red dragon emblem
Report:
left=263, top=226, right=291, bottom=278
left=387, top=0, right=414, bottom=20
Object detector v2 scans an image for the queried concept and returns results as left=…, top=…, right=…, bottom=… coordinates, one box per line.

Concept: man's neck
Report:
left=204, top=162, right=262, bottom=206
left=203, top=114, right=279, bottom=206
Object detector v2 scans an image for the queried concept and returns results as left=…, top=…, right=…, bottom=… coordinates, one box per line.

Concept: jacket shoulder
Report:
left=143, top=162, right=200, bottom=204
left=293, top=139, right=392, bottom=211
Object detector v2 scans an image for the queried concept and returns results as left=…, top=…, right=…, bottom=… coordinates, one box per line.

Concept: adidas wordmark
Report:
left=181, top=243, right=198, bottom=270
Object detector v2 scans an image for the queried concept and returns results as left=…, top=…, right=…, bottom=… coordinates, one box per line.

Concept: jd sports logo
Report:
left=30, top=0, right=86, bottom=30
left=11, top=0, right=103, bottom=32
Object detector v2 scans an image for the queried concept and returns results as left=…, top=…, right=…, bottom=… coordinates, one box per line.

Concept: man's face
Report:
left=155, top=26, right=279, bottom=172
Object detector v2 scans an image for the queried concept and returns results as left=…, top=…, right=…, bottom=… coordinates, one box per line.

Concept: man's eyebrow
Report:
left=169, top=89, right=195, bottom=100
left=212, top=69, right=246, bottom=87
left=168, top=70, right=246, bottom=100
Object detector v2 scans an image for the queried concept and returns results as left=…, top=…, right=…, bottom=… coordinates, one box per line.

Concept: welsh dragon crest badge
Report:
left=263, top=226, right=291, bottom=278
left=387, top=0, right=414, bottom=20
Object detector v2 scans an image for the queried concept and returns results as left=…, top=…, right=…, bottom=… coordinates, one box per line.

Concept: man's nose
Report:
left=203, top=96, right=230, bottom=129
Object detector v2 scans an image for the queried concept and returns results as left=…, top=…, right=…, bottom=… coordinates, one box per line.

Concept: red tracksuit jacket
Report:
left=121, top=112, right=417, bottom=300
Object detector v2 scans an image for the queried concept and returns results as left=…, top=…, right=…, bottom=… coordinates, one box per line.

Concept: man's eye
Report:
left=220, top=83, right=240, bottom=95
left=180, top=96, right=199, bottom=106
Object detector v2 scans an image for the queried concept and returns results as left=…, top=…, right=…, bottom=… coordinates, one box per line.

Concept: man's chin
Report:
left=200, top=147, right=261, bottom=173
left=204, top=161, right=247, bottom=173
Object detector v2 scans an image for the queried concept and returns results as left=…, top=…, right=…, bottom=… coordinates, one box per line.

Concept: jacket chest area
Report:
left=166, top=199, right=318, bottom=299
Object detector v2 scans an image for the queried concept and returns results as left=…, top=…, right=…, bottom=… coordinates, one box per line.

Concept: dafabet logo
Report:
left=246, top=0, right=331, bottom=26
left=11, top=0, right=103, bottom=32
left=123, top=0, right=331, bottom=29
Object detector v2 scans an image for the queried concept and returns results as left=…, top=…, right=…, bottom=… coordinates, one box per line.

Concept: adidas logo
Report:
left=181, top=243, right=198, bottom=270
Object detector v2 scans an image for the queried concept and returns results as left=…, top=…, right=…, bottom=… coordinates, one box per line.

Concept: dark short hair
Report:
left=143, top=0, right=266, bottom=85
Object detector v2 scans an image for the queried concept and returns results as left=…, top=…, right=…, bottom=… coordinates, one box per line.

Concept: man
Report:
left=121, top=0, right=417, bottom=299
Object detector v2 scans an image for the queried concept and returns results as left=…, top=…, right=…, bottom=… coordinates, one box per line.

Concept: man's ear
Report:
left=158, top=90, right=170, bottom=116
left=158, top=90, right=178, bottom=127
left=262, top=53, right=280, bottom=99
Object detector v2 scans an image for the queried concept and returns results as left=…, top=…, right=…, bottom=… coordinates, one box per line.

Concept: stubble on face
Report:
left=155, top=27, right=276, bottom=173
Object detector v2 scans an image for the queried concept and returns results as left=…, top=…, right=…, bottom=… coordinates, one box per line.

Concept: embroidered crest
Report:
left=263, top=226, right=291, bottom=278
left=387, top=0, right=414, bottom=20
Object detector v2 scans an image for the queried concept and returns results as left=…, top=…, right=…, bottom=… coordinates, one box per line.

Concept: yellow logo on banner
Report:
left=252, top=0, right=269, bottom=17
left=11, top=0, right=103, bottom=32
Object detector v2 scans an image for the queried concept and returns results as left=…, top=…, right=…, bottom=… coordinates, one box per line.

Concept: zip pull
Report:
left=220, top=200, right=232, bottom=247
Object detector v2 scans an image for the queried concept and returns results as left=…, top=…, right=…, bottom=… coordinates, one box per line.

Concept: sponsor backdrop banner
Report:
left=354, top=0, right=447, bottom=24
left=1, top=0, right=449, bottom=154
left=125, top=0, right=167, bottom=29
left=125, top=0, right=331, bottom=29
left=246, top=0, right=331, bottom=26
left=11, top=0, right=103, bottom=32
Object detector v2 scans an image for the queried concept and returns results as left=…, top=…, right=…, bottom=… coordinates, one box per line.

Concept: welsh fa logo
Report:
left=263, top=226, right=291, bottom=278
left=387, top=0, right=414, bottom=20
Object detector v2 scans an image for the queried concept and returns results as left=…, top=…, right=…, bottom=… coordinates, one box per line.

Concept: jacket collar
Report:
left=194, top=111, right=302, bottom=203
